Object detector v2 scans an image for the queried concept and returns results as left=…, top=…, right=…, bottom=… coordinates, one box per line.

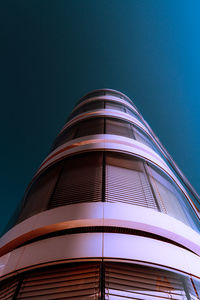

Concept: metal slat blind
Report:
left=105, top=263, right=188, bottom=299
left=0, top=277, right=19, bottom=300
left=17, top=263, right=100, bottom=299
left=105, top=118, right=133, bottom=138
left=75, top=118, right=104, bottom=138
left=18, top=163, right=62, bottom=223
left=105, top=153, right=157, bottom=210
left=49, top=152, right=103, bottom=208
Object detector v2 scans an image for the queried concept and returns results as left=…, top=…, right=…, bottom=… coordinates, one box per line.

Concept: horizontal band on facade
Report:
left=76, top=88, right=135, bottom=107
left=1, top=203, right=200, bottom=258
left=0, top=226, right=196, bottom=258
left=67, top=98, right=145, bottom=128
left=1, top=232, right=200, bottom=280
left=38, top=135, right=167, bottom=175
left=71, top=95, right=140, bottom=116
left=59, top=109, right=149, bottom=136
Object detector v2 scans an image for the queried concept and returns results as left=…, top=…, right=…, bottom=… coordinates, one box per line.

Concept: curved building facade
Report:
left=0, top=89, right=200, bottom=299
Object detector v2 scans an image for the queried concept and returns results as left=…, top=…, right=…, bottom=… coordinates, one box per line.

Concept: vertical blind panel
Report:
left=18, top=163, right=62, bottom=223
left=17, top=263, right=100, bottom=299
left=0, top=278, right=18, bottom=300
left=148, top=166, right=191, bottom=227
left=105, top=263, right=188, bottom=300
left=49, top=152, right=103, bottom=208
left=105, top=153, right=157, bottom=210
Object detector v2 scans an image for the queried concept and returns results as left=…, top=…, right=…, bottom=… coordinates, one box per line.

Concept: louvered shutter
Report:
left=49, top=152, right=103, bottom=208
left=0, top=277, right=19, bottom=300
left=17, top=263, right=100, bottom=299
left=105, top=153, right=157, bottom=210
left=17, top=163, right=62, bottom=223
left=105, top=263, right=188, bottom=299
left=75, top=117, right=104, bottom=138
left=105, top=118, right=133, bottom=138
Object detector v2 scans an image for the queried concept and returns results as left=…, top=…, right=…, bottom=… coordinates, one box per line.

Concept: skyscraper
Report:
left=0, top=89, right=200, bottom=298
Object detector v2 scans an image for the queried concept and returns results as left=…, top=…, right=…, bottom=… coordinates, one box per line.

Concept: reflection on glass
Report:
left=148, top=164, right=199, bottom=231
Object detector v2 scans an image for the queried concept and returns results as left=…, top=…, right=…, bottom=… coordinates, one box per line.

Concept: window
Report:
left=105, top=118, right=133, bottom=138
left=51, top=117, right=104, bottom=151
left=17, top=162, right=62, bottom=224
left=75, top=117, right=104, bottom=138
left=49, top=152, right=103, bottom=208
left=68, top=100, right=104, bottom=120
left=147, top=164, right=199, bottom=231
left=17, top=263, right=100, bottom=299
left=105, top=263, right=198, bottom=299
left=105, top=152, right=158, bottom=210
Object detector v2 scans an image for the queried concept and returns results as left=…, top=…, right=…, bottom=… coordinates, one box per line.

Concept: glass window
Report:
left=105, top=263, right=199, bottom=299
left=133, top=126, right=159, bottom=153
left=105, top=101, right=125, bottom=112
left=51, top=117, right=104, bottom=151
left=75, top=117, right=104, bottom=138
left=49, top=152, right=103, bottom=208
left=105, top=152, right=158, bottom=210
left=51, top=124, right=78, bottom=150
left=68, top=100, right=104, bottom=120
left=125, top=106, right=141, bottom=120
left=105, top=118, right=133, bottom=138
left=17, top=162, right=63, bottom=224
left=147, top=164, right=199, bottom=231
left=17, top=263, right=100, bottom=299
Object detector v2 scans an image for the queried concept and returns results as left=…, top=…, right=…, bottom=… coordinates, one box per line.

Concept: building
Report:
left=0, top=88, right=200, bottom=298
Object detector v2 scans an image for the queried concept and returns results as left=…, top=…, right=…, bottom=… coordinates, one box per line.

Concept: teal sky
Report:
left=1, top=0, right=200, bottom=234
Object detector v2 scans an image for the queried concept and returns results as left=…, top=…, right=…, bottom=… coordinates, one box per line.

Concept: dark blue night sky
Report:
left=1, top=0, right=200, bottom=234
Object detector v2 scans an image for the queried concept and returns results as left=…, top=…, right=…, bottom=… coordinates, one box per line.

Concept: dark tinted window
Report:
left=17, top=162, right=63, bottom=224
left=105, top=118, right=133, bottom=138
left=68, top=100, right=104, bottom=120
left=49, top=152, right=103, bottom=208
left=75, top=118, right=104, bottom=138
left=51, top=117, right=104, bottom=151
left=52, top=117, right=158, bottom=153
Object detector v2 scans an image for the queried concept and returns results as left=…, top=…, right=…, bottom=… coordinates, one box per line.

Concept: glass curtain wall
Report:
left=0, top=262, right=199, bottom=299
left=13, top=151, right=199, bottom=232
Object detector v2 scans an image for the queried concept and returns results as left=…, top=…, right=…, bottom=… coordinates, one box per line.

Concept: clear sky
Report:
left=1, top=0, right=200, bottom=234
